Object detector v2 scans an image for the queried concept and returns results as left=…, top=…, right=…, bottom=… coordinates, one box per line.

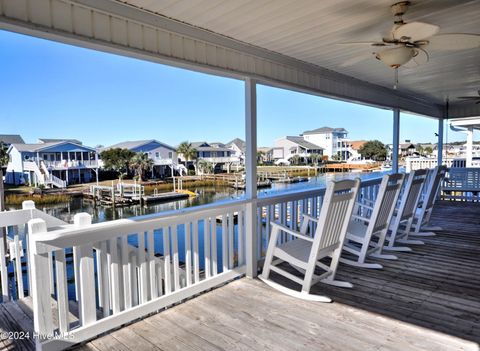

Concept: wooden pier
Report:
left=325, top=162, right=382, bottom=172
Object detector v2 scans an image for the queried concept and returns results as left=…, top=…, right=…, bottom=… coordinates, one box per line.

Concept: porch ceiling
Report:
left=1, top=0, right=479, bottom=117
left=117, top=0, right=480, bottom=117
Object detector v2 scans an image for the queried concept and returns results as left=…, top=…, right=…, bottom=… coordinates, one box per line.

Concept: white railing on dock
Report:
left=0, top=201, right=67, bottom=302
left=28, top=201, right=247, bottom=350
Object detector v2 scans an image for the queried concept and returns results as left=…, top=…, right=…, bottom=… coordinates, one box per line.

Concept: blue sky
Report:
left=0, top=30, right=469, bottom=148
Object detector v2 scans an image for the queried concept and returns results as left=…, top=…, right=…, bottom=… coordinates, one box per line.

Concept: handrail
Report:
left=32, top=199, right=248, bottom=252
left=257, top=176, right=383, bottom=206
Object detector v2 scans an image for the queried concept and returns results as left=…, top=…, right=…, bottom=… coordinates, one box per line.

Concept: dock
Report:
left=325, top=162, right=381, bottom=172
left=142, top=191, right=189, bottom=204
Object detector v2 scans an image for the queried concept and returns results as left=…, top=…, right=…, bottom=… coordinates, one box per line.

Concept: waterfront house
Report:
left=5, top=139, right=98, bottom=187
left=0, top=134, right=25, bottom=149
left=257, top=147, right=273, bottom=164
left=272, top=136, right=324, bottom=164
left=103, top=140, right=179, bottom=178
left=179, top=141, right=237, bottom=173
left=348, top=140, right=368, bottom=160
left=225, top=138, right=246, bottom=165
left=301, top=127, right=351, bottom=160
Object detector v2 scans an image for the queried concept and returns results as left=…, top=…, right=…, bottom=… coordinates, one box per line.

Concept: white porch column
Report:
left=95, top=152, right=99, bottom=185
left=245, top=77, right=258, bottom=278
left=392, top=109, right=400, bottom=173
left=466, top=127, right=474, bottom=168
left=437, top=118, right=444, bottom=166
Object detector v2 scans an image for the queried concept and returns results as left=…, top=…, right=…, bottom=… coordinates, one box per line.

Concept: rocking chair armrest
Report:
left=351, top=214, right=370, bottom=222
left=270, top=222, right=314, bottom=242
left=301, top=213, right=318, bottom=223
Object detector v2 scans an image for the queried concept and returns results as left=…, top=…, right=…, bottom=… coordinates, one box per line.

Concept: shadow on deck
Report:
left=1, top=201, right=479, bottom=350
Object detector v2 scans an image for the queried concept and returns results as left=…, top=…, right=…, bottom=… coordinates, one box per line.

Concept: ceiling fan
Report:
left=339, top=1, right=480, bottom=69
left=457, top=90, right=480, bottom=104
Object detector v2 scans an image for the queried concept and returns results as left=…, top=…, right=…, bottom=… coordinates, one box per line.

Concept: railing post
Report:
left=437, top=118, right=444, bottom=167
left=392, top=108, right=400, bottom=173
left=28, top=218, right=54, bottom=343
left=245, top=77, right=258, bottom=278
left=0, top=169, right=8, bottom=302
left=74, top=213, right=97, bottom=326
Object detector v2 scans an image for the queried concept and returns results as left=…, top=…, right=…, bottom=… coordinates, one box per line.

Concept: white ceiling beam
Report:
left=0, top=0, right=446, bottom=117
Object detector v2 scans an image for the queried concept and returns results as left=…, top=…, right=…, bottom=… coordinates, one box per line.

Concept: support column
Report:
left=95, top=151, right=99, bottom=185
left=466, top=127, right=473, bottom=168
left=392, top=109, right=400, bottom=173
left=245, top=78, right=258, bottom=278
left=437, top=118, right=444, bottom=167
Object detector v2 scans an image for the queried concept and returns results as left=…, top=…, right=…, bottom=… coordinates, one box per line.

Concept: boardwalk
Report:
left=1, top=201, right=479, bottom=350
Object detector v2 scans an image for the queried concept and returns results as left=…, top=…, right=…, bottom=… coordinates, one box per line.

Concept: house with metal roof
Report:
left=302, top=127, right=351, bottom=160
left=178, top=142, right=237, bottom=173
left=0, top=134, right=25, bottom=148
left=272, top=136, right=324, bottom=164
left=5, top=140, right=98, bottom=187
left=103, top=140, right=180, bottom=178
left=225, top=138, right=246, bottom=164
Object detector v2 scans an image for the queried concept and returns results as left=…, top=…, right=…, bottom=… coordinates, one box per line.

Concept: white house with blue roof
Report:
left=5, top=139, right=98, bottom=187
left=102, top=140, right=182, bottom=178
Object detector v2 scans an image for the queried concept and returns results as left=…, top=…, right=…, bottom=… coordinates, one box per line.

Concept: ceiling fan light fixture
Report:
left=376, top=46, right=415, bottom=68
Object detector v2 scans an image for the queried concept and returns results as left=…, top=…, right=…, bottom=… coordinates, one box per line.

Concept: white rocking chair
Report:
left=410, top=165, right=447, bottom=236
left=260, top=179, right=360, bottom=302
left=384, top=169, right=428, bottom=251
left=340, top=173, right=405, bottom=269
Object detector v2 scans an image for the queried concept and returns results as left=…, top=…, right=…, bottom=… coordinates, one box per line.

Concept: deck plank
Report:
left=80, top=201, right=479, bottom=351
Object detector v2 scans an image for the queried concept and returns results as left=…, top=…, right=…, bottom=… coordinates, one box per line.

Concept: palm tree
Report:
left=257, top=150, right=265, bottom=165
left=177, top=141, right=198, bottom=174
left=129, top=153, right=154, bottom=181
left=310, top=153, right=321, bottom=167
left=289, top=154, right=301, bottom=166
left=197, top=160, right=214, bottom=174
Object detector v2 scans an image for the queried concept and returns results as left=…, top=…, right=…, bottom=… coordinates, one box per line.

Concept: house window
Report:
left=155, top=152, right=160, bottom=158
left=43, top=154, right=48, bottom=160
left=168, top=152, right=172, bottom=158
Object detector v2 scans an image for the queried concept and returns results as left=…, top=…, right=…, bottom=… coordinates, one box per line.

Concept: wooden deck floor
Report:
left=1, top=201, right=479, bottom=350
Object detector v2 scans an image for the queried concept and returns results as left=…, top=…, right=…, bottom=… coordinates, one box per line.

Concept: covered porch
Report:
left=1, top=201, right=478, bottom=350
left=1, top=1, right=479, bottom=350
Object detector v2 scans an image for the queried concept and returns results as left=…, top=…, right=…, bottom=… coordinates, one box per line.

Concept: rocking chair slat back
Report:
left=370, top=173, right=405, bottom=234
left=400, top=169, right=428, bottom=221
left=314, top=179, right=360, bottom=254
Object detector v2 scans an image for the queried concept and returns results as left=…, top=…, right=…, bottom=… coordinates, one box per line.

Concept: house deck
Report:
left=1, top=201, right=479, bottom=351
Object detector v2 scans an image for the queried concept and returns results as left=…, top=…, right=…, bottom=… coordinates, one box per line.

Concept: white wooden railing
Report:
left=17, top=176, right=384, bottom=350
left=28, top=200, right=247, bottom=350
left=0, top=201, right=67, bottom=302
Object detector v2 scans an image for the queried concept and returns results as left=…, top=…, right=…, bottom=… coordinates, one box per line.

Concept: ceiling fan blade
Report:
left=337, top=41, right=388, bottom=47
left=456, top=96, right=480, bottom=100
left=339, top=53, right=374, bottom=67
left=393, top=22, right=440, bottom=41
left=427, top=34, right=480, bottom=50
left=403, top=48, right=429, bottom=69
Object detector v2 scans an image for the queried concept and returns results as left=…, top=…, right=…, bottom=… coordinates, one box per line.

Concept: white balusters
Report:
left=54, top=248, right=69, bottom=333
left=74, top=213, right=96, bottom=327
left=28, top=218, right=54, bottom=338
